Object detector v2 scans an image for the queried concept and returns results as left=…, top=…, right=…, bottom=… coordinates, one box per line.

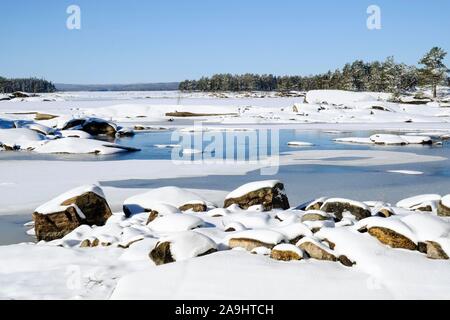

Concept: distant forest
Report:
left=0, top=77, right=56, bottom=93
left=180, top=50, right=450, bottom=95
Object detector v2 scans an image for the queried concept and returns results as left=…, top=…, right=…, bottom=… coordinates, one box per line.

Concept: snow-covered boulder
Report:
left=438, top=195, right=450, bottom=217
left=270, top=244, right=304, bottom=261
left=0, top=128, right=47, bottom=150
left=296, top=237, right=336, bottom=262
left=227, top=229, right=286, bottom=251
left=147, top=214, right=204, bottom=233
left=224, top=180, right=290, bottom=211
left=32, top=185, right=112, bottom=241
left=123, top=187, right=213, bottom=217
left=272, top=223, right=313, bottom=244
left=149, top=231, right=217, bottom=265
left=301, top=210, right=334, bottom=222
left=396, top=194, right=441, bottom=212
left=61, top=117, right=117, bottom=136
left=320, top=198, right=371, bottom=221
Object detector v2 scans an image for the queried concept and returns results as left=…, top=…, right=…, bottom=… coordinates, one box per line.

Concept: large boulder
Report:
left=368, top=227, right=417, bottom=250
left=320, top=198, right=371, bottom=221
left=224, top=180, right=290, bottom=211
left=32, top=185, right=112, bottom=241
left=62, top=118, right=117, bottom=137
left=149, top=231, right=217, bottom=265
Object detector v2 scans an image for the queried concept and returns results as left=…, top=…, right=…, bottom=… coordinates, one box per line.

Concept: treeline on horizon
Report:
left=0, top=76, right=56, bottom=93
left=179, top=53, right=450, bottom=95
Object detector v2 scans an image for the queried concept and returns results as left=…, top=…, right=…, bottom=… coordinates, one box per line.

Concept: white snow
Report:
left=226, top=180, right=281, bottom=199
left=387, top=170, right=424, bottom=175
left=147, top=214, right=204, bottom=233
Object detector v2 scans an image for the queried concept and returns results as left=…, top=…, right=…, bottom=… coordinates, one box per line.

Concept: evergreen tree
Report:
left=418, top=47, right=449, bottom=98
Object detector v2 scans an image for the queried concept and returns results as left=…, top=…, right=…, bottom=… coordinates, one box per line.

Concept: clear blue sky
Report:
left=0, top=0, right=449, bottom=84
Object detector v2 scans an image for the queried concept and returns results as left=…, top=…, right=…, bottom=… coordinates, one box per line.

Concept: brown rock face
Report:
left=179, top=203, right=207, bottom=212
left=33, top=191, right=112, bottom=241
left=301, top=212, right=331, bottom=222
left=271, top=249, right=302, bottom=261
left=224, top=183, right=290, bottom=211
left=298, top=242, right=336, bottom=261
left=321, top=201, right=371, bottom=221
left=228, top=238, right=275, bottom=251
left=438, top=201, right=450, bottom=217
left=426, top=241, right=449, bottom=260
left=82, top=120, right=116, bottom=136
left=150, top=242, right=175, bottom=266
left=368, top=227, right=417, bottom=250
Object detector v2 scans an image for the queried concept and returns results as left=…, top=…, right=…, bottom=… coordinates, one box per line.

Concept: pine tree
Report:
left=418, top=47, right=449, bottom=99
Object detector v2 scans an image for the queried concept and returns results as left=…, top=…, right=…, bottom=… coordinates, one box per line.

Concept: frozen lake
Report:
left=1, top=129, right=449, bottom=245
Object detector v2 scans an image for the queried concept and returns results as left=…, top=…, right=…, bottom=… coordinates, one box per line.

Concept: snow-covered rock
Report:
left=147, top=214, right=204, bottom=233
left=224, top=180, right=290, bottom=211
left=396, top=194, right=441, bottom=212
left=123, top=187, right=213, bottom=217
left=271, top=244, right=304, bottom=261
left=32, top=185, right=112, bottom=241
left=296, top=237, right=336, bottom=262
left=149, top=231, right=217, bottom=265
left=0, top=128, right=47, bottom=150
left=320, top=198, right=371, bottom=221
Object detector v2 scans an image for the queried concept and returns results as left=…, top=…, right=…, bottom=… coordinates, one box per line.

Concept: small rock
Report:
left=426, top=241, right=449, bottom=260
